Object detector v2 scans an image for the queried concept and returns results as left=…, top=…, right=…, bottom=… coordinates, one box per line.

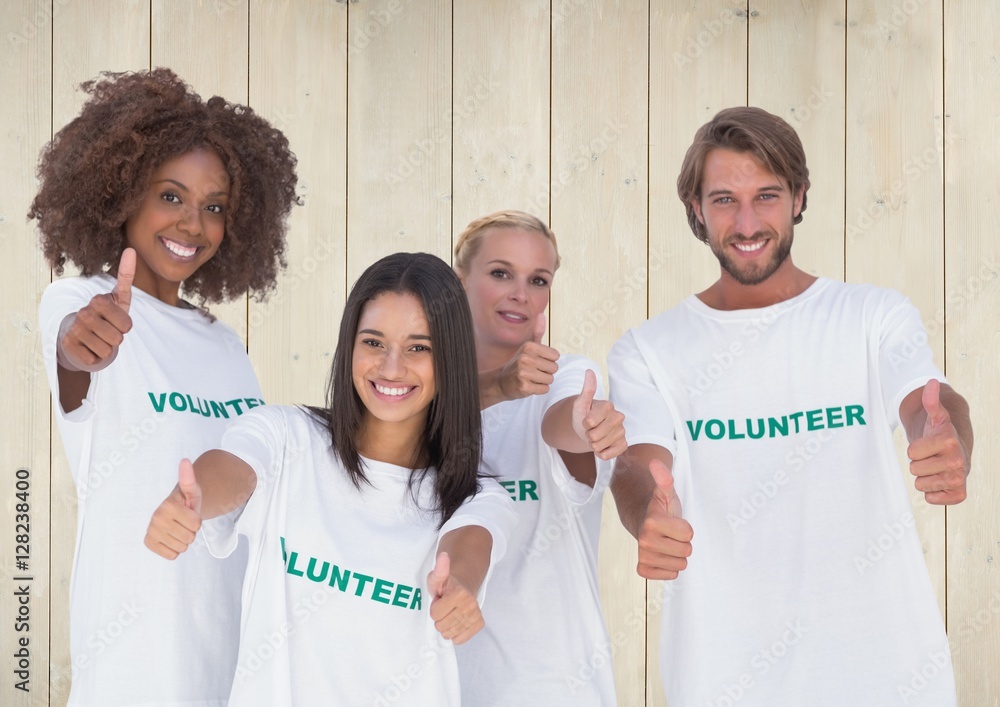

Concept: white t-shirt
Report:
left=609, top=278, right=955, bottom=707
left=40, top=275, right=258, bottom=707
left=202, top=405, right=517, bottom=707
left=457, top=354, right=617, bottom=706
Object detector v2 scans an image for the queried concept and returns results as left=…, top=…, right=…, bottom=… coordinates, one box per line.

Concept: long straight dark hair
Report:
left=308, top=252, right=482, bottom=525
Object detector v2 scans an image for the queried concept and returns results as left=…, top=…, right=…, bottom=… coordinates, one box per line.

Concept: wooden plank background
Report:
left=1, top=1, right=996, bottom=705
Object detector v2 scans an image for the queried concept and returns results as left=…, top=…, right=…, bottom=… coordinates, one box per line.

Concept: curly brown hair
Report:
left=29, top=67, right=299, bottom=303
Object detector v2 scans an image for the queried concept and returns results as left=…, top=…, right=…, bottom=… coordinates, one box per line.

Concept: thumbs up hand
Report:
left=907, top=380, right=969, bottom=505
left=494, top=314, right=560, bottom=401
left=57, top=248, right=136, bottom=372
left=427, top=552, right=484, bottom=644
left=145, top=459, right=204, bottom=560
left=571, top=369, right=627, bottom=460
left=637, top=459, right=693, bottom=580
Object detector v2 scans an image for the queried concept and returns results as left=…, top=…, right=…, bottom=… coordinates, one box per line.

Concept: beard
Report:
left=708, top=227, right=794, bottom=286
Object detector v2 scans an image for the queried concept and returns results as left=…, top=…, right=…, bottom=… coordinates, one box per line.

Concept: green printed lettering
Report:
left=826, top=407, right=844, bottom=428
left=520, top=480, right=539, bottom=501
left=788, top=412, right=804, bottom=434
left=169, top=392, right=187, bottom=411
left=686, top=419, right=704, bottom=441
left=411, top=587, right=422, bottom=611
left=705, top=419, right=725, bottom=440
left=329, top=565, right=351, bottom=591
left=727, top=419, right=745, bottom=440
left=768, top=417, right=788, bottom=438
left=372, top=579, right=393, bottom=604
left=746, top=418, right=765, bottom=439
left=210, top=400, right=230, bottom=418
left=805, top=409, right=824, bottom=431
left=352, top=573, right=374, bottom=596
left=245, top=398, right=261, bottom=410
left=306, top=558, right=330, bottom=583
left=187, top=395, right=210, bottom=417
left=846, top=405, right=866, bottom=426
left=500, top=480, right=517, bottom=500
left=392, top=584, right=413, bottom=608
left=148, top=393, right=167, bottom=413
left=286, top=551, right=304, bottom=577
left=225, top=399, right=246, bottom=415
left=280, top=536, right=287, bottom=563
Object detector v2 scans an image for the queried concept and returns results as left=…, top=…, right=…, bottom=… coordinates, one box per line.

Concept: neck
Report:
left=356, top=414, right=427, bottom=468
left=699, top=258, right=816, bottom=311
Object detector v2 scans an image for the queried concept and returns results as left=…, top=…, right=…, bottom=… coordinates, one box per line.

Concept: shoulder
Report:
left=39, top=275, right=114, bottom=330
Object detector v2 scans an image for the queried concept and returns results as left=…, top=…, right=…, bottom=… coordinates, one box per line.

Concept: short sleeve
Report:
left=876, top=292, right=946, bottom=428
left=202, top=406, right=288, bottom=558
left=439, top=477, right=518, bottom=605
left=608, top=328, right=678, bottom=455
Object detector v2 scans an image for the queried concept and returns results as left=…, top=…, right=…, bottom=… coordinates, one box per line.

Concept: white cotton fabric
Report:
left=40, top=274, right=257, bottom=707
left=457, top=354, right=617, bottom=706
left=202, top=405, right=517, bottom=707
left=609, top=278, right=955, bottom=707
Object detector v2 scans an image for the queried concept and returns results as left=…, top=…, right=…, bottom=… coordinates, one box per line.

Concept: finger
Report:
left=924, top=487, right=967, bottom=505
left=113, top=248, right=136, bottom=314
left=522, top=342, right=561, bottom=366
left=532, top=313, right=546, bottom=343
left=649, top=459, right=682, bottom=519
left=908, top=433, right=962, bottom=468
left=178, top=459, right=203, bottom=515
left=429, top=552, right=450, bottom=599
left=574, top=369, right=598, bottom=418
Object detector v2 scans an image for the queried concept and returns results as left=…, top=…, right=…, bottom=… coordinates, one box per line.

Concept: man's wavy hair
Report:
left=677, top=106, right=810, bottom=243
left=29, top=67, right=299, bottom=303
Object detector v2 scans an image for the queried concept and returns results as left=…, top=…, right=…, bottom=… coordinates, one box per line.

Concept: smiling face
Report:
left=124, top=148, right=230, bottom=304
left=458, top=227, right=557, bottom=368
left=692, top=148, right=804, bottom=287
left=352, top=292, right=436, bottom=437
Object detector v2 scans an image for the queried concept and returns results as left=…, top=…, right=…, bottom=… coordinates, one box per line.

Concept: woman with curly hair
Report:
left=32, top=68, right=299, bottom=706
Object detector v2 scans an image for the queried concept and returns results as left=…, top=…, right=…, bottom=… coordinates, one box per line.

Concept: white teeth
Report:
left=163, top=239, right=197, bottom=258
left=734, top=241, right=765, bottom=252
left=375, top=384, right=412, bottom=397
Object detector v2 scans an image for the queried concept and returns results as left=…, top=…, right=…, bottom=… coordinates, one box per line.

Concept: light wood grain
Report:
left=944, top=2, right=1000, bottom=704
left=346, top=0, right=452, bottom=276
left=846, top=0, right=947, bottom=619
left=550, top=2, right=649, bottom=704
left=247, top=0, right=347, bottom=408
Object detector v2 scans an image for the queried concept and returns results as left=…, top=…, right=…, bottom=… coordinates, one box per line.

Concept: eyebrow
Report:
left=705, top=184, right=785, bottom=198
left=486, top=258, right=554, bottom=277
left=153, top=178, right=229, bottom=198
left=358, top=328, right=431, bottom=341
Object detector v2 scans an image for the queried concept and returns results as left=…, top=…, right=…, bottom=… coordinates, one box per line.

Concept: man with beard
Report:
left=607, top=107, right=972, bottom=706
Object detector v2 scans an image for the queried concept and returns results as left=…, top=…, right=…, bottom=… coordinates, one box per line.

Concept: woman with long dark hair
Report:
left=145, top=252, right=515, bottom=705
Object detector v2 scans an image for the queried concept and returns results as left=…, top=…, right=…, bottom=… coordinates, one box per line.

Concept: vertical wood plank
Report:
left=247, top=0, right=347, bottom=407
left=944, top=2, right=1000, bottom=705
left=151, top=0, right=250, bottom=341
left=47, top=2, right=151, bottom=702
left=0, top=3, right=51, bottom=704
left=451, top=0, right=550, bottom=229
left=846, top=0, right=946, bottom=619
left=648, top=2, right=748, bottom=704
left=346, top=0, right=452, bottom=278
left=749, top=0, right=846, bottom=280
left=550, top=2, right=649, bottom=704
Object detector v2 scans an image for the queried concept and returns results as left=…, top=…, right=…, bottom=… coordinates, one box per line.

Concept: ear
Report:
left=691, top=198, right=706, bottom=226
left=792, top=185, right=805, bottom=219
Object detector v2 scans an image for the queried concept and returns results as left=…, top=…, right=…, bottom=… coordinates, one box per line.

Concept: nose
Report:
left=379, top=347, right=405, bottom=379
left=507, top=279, right=528, bottom=303
left=734, top=202, right=762, bottom=237
left=176, top=204, right=202, bottom=237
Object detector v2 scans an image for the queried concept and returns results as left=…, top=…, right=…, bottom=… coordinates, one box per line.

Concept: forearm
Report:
left=540, top=396, right=591, bottom=453
left=193, top=450, right=258, bottom=519
left=611, top=444, right=672, bottom=538
left=478, top=369, right=506, bottom=409
left=437, top=525, right=493, bottom=596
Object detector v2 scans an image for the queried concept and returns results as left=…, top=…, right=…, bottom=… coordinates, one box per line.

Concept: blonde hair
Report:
left=453, top=210, right=561, bottom=274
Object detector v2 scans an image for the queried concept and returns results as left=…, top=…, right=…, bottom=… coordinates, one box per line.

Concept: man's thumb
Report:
left=650, top=458, right=682, bottom=518
left=178, top=458, right=202, bottom=514
left=922, top=379, right=947, bottom=428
